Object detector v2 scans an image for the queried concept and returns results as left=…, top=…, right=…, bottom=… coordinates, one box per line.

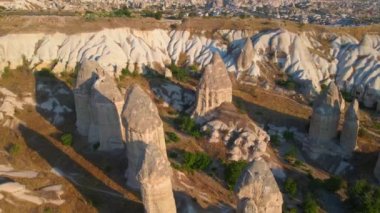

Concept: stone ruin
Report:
left=121, top=84, right=168, bottom=189
left=73, top=60, right=124, bottom=151
left=304, top=82, right=360, bottom=170
left=138, top=144, right=176, bottom=213
left=234, top=157, right=283, bottom=213
left=193, top=52, right=232, bottom=120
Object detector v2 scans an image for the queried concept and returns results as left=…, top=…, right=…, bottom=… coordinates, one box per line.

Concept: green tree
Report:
left=224, top=161, right=248, bottom=189
left=284, top=178, right=297, bottom=198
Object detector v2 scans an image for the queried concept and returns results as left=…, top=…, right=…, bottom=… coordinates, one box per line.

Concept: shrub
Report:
left=142, top=10, right=162, bottom=20
left=168, top=151, right=178, bottom=159
left=168, top=63, right=189, bottom=82
left=302, top=194, right=319, bottom=213
left=284, top=178, right=298, bottom=198
left=60, top=133, right=73, bottom=146
left=341, top=91, right=353, bottom=102
left=283, top=130, right=294, bottom=141
left=284, top=146, right=297, bottom=163
left=276, top=79, right=299, bottom=90
left=1, top=66, right=11, bottom=78
left=323, top=176, right=344, bottom=192
left=348, top=179, right=380, bottom=213
left=175, top=115, right=202, bottom=138
left=34, top=68, right=55, bottom=78
left=270, top=134, right=280, bottom=147
left=166, top=131, right=180, bottom=143
left=183, top=152, right=212, bottom=171
left=8, top=143, right=21, bottom=155
left=224, top=161, right=248, bottom=189
left=111, top=7, right=131, bottom=17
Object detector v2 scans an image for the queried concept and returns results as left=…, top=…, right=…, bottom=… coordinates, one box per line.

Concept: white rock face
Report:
left=235, top=158, right=283, bottom=213
left=74, top=60, right=124, bottom=150
left=122, top=84, right=167, bottom=189
left=193, top=53, right=232, bottom=119
left=138, top=144, right=176, bottom=213
left=340, top=99, right=359, bottom=156
left=0, top=28, right=379, bottom=106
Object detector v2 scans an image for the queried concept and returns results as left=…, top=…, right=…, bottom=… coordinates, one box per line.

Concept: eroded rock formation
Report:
left=74, top=60, right=101, bottom=136
left=201, top=103, right=269, bottom=161
left=235, top=157, right=283, bottom=213
left=90, top=72, right=124, bottom=151
left=138, top=144, right=176, bottom=213
left=236, top=38, right=255, bottom=73
left=309, top=82, right=342, bottom=144
left=340, top=99, right=359, bottom=156
left=74, top=60, right=124, bottom=150
left=122, top=84, right=167, bottom=189
left=193, top=53, right=232, bottom=119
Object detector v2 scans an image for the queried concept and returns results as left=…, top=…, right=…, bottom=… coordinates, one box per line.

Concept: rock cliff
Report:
left=138, top=144, right=176, bottom=213
left=122, top=84, right=167, bottom=189
left=234, top=157, right=283, bottom=213
left=193, top=52, right=232, bottom=119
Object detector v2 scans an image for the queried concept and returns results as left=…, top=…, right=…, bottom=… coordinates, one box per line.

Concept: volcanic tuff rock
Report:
left=201, top=103, right=269, bottom=161
left=122, top=84, right=167, bottom=189
left=236, top=38, right=259, bottom=76
left=193, top=53, right=232, bottom=119
left=309, top=81, right=342, bottom=145
left=138, top=144, right=176, bottom=213
left=74, top=60, right=124, bottom=150
left=90, top=71, right=124, bottom=151
left=74, top=60, right=102, bottom=136
left=235, top=157, right=283, bottom=213
left=0, top=28, right=379, bottom=107
left=340, top=99, right=359, bottom=157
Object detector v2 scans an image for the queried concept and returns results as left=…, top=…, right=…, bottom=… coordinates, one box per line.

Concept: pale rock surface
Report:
left=309, top=82, right=342, bottom=144
left=152, top=82, right=195, bottom=112
left=90, top=70, right=124, bottom=151
left=201, top=103, right=269, bottom=161
left=340, top=100, right=359, bottom=157
left=193, top=53, right=232, bottom=119
left=122, top=84, right=167, bottom=189
left=235, top=157, right=283, bottom=213
left=74, top=60, right=102, bottom=136
left=138, top=144, right=176, bottom=213
left=236, top=38, right=260, bottom=77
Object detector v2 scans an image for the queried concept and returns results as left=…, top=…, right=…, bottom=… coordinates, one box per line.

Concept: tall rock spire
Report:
left=122, top=84, right=167, bottom=189
left=309, top=81, right=342, bottom=144
left=340, top=99, right=359, bottom=157
left=193, top=52, right=232, bottom=119
left=138, top=144, right=176, bottom=213
left=234, top=158, right=283, bottom=213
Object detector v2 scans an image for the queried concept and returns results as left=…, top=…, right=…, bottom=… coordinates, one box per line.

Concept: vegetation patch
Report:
left=168, top=63, right=189, bottom=82
left=175, top=115, right=202, bottom=138
left=34, top=68, right=55, bottom=78
left=275, top=79, right=299, bottom=90
left=302, top=193, right=319, bottom=213
left=348, top=179, right=380, bottom=212
left=182, top=152, right=212, bottom=171
left=165, top=131, right=180, bottom=143
left=7, top=143, right=21, bottom=155
left=60, top=133, right=73, bottom=146
left=224, top=160, right=248, bottom=190
left=284, top=178, right=298, bottom=198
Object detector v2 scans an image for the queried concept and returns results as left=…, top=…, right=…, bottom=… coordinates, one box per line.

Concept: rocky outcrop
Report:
left=201, top=103, right=269, bottom=161
left=138, top=144, right=176, bottom=213
left=235, top=157, right=283, bottom=213
left=236, top=38, right=257, bottom=75
left=0, top=28, right=378, bottom=107
left=74, top=60, right=124, bottom=150
left=74, top=60, right=101, bottom=136
left=90, top=71, right=124, bottom=151
left=340, top=99, right=359, bottom=156
left=193, top=53, right=232, bottom=119
left=122, top=84, right=167, bottom=189
left=309, top=82, right=342, bottom=144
